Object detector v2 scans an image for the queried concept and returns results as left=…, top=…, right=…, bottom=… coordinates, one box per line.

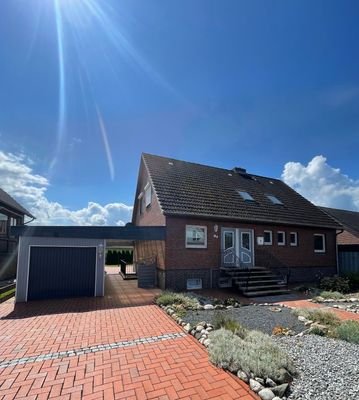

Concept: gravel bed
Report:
left=274, top=335, right=359, bottom=400
left=183, top=305, right=306, bottom=335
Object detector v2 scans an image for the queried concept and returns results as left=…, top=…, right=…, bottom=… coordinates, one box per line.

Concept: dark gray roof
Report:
left=320, top=206, right=359, bottom=236
left=142, top=153, right=340, bottom=229
left=0, top=188, right=34, bottom=218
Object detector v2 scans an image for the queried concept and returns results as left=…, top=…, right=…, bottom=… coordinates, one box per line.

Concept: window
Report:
left=144, top=183, right=152, bottom=207
left=290, top=232, right=298, bottom=246
left=0, top=213, right=7, bottom=235
left=237, top=190, right=254, bottom=201
left=10, top=218, right=17, bottom=226
left=185, top=225, right=207, bottom=248
left=266, top=194, right=283, bottom=205
left=314, top=234, right=326, bottom=253
left=263, top=230, right=272, bottom=245
left=186, top=278, right=202, bottom=290
left=277, top=231, right=285, bottom=246
left=138, top=193, right=144, bottom=215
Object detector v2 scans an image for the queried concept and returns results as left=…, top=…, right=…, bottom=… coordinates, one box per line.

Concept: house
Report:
left=0, top=188, right=34, bottom=280
left=320, top=206, right=359, bottom=276
left=132, top=153, right=341, bottom=294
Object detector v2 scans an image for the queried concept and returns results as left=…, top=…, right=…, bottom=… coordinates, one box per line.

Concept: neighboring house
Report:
left=320, top=206, right=359, bottom=275
left=132, top=153, right=341, bottom=293
left=0, top=188, right=34, bottom=280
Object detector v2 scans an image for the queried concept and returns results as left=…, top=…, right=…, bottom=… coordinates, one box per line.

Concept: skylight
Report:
left=266, top=194, right=283, bottom=205
left=237, top=190, right=254, bottom=201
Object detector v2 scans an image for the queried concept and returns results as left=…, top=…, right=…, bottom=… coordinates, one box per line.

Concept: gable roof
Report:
left=0, top=188, right=34, bottom=219
left=319, top=206, right=359, bottom=238
left=142, top=153, right=340, bottom=229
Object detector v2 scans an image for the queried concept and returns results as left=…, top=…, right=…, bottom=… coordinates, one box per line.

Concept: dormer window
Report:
left=266, top=195, right=283, bottom=205
left=144, top=183, right=152, bottom=207
left=237, top=191, right=254, bottom=201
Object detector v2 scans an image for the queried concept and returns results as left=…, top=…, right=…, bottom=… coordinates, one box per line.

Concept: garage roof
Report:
left=11, top=225, right=166, bottom=240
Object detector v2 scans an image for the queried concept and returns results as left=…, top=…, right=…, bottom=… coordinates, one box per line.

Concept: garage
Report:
left=28, top=246, right=97, bottom=300
left=12, top=225, right=166, bottom=302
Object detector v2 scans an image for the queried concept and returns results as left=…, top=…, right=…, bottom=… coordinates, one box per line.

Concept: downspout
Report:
left=335, top=229, right=344, bottom=275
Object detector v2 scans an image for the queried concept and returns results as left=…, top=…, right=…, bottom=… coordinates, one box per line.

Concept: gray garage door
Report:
left=28, top=246, right=96, bottom=300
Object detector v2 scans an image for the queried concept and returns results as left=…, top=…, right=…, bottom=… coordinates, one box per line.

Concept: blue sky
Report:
left=0, top=0, right=359, bottom=224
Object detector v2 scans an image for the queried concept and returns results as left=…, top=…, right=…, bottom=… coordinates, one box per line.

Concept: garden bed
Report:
left=182, top=305, right=307, bottom=335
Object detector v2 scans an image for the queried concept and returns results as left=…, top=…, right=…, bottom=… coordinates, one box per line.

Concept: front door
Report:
left=221, top=228, right=254, bottom=268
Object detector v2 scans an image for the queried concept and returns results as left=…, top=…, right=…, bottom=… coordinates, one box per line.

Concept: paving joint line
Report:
left=0, top=332, right=186, bottom=369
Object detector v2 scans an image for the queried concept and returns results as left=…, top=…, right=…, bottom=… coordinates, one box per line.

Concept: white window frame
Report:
left=185, top=225, right=207, bottom=249
left=0, top=213, right=7, bottom=235
left=263, top=230, right=272, bottom=245
left=290, top=232, right=298, bottom=246
left=314, top=234, right=326, bottom=253
left=186, top=278, right=202, bottom=290
left=237, top=190, right=254, bottom=201
left=277, top=231, right=286, bottom=246
left=144, top=183, right=152, bottom=207
left=138, top=192, right=144, bottom=215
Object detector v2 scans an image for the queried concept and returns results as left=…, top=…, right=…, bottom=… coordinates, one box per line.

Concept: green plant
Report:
left=336, top=321, right=359, bottom=344
left=345, top=273, right=359, bottom=291
left=318, top=291, right=346, bottom=300
left=293, top=308, right=341, bottom=327
left=208, top=328, right=296, bottom=381
left=319, top=276, right=350, bottom=294
left=212, top=313, right=247, bottom=337
left=0, top=288, right=15, bottom=300
left=155, top=291, right=199, bottom=309
left=309, top=326, right=326, bottom=336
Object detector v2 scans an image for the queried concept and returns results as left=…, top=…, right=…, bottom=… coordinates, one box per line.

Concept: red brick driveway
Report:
left=0, top=274, right=256, bottom=399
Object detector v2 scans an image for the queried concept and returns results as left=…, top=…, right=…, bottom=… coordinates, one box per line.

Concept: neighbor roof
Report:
left=142, top=153, right=340, bottom=229
left=320, top=206, right=359, bottom=238
left=0, top=188, right=34, bottom=218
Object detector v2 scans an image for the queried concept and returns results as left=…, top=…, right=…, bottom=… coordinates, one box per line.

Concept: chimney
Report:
left=232, top=167, right=247, bottom=174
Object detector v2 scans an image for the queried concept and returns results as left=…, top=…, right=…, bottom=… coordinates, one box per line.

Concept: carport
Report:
left=11, top=225, right=165, bottom=302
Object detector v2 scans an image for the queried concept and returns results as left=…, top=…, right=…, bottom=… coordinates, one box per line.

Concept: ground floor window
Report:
left=290, top=232, right=298, bottom=246
left=314, top=234, right=326, bottom=253
left=277, top=231, right=285, bottom=245
left=263, top=230, right=272, bottom=245
left=185, top=225, right=207, bottom=248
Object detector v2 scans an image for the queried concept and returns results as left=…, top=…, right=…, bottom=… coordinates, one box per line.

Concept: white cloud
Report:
left=0, top=151, right=133, bottom=225
left=282, top=155, right=359, bottom=211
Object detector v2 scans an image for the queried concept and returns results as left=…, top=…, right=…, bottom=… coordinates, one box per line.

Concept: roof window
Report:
left=237, top=191, right=254, bottom=201
left=266, top=195, right=283, bottom=205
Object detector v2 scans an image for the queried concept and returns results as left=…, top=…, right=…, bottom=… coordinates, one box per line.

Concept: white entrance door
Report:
left=221, top=228, right=254, bottom=268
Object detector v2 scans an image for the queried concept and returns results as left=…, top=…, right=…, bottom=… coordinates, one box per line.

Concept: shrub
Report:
left=319, top=276, right=350, bottom=294
left=318, top=291, right=346, bottom=300
left=345, top=273, right=359, bottom=291
left=309, top=325, right=326, bottom=336
left=293, top=308, right=341, bottom=327
left=212, top=313, right=247, bottom=338
left=208, top=328, right=296, bottom=381
left=155, top=291, right=199, bottom=309
left=336, top=321, right=359, bottom=344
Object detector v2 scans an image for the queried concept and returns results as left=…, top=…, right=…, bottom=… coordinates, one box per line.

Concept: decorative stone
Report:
left=206, top=326, right=214, bottom=332
left=258, top=388, right=275, bottom=400
left=196, top=325, right=204, bottom=332
left=226, top=305, right=234, bottom=310
left=272, top=383, right=289, bottom=398
left=250, top=378, right=264, bottom=393
left=275, top=368, right=293, bottom=384
left=203, top=339, right=211, bottom=347
left=255, top=377, right=265, bottom=385
left=298, top=316, right=307, bottom=322
left=269, top=306, right=282, bottom=313
left=183, top=323, right=191, bottom=332
left=237, top=370, right=249, bottom=383
left=194, top=331, right=202, bottom=340
left=265, top=378, right=276, bottom=387
left=204, top=304, right=214, bottom=310
left=272, top=397, right=282, bottom=400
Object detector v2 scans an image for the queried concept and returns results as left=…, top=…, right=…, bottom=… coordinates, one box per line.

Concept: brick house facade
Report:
left=133, top=154, right=340, bottom=290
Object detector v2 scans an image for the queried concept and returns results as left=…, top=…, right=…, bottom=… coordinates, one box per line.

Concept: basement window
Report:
left=263, top=230, right=272, bottom=245
left=266, top=194, right=283, bottom=205
left=237, top=190, right=254, bottom=201
left=314, top=234, right=326, bottom=253
left=185, top=225, right=207, bottom=248
left=187, top=278, right=202, bottom=290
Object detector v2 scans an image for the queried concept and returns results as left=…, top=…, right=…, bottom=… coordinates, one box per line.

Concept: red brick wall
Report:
left=165, top=216, right=337, bottom=270
left=133, top=159, right=166, bottom=227
left=337, top=230, right=359, bottom=245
